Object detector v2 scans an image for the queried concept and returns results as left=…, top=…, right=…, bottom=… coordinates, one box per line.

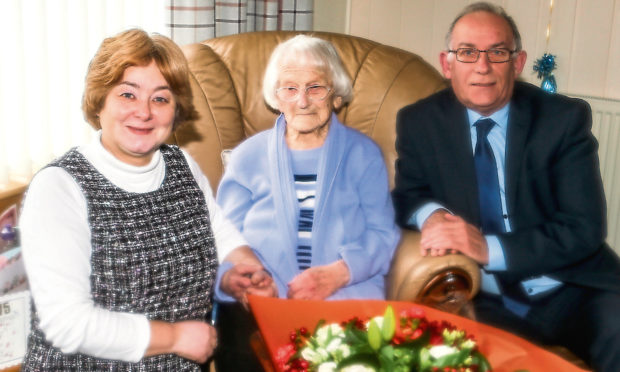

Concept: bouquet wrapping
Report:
left=248, top=296, right=588, bottom=372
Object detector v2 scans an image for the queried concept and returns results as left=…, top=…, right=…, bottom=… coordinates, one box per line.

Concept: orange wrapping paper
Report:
left=248, top=296, right=588, bottom=372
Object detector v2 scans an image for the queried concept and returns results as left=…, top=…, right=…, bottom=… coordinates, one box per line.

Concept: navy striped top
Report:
left=290, top=147, right=321, bottom=270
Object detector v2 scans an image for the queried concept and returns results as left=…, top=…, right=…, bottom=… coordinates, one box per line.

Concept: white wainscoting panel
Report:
left=575, top=95, right=620, bottom=254
left=347, top=0, right=620, bottom=100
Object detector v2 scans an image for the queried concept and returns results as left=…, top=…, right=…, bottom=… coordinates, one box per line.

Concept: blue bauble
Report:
left=541, top=74, right=557, bottom=93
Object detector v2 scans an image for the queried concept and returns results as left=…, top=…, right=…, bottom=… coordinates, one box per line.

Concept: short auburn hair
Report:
left=82, top=29, right=198, bottom=129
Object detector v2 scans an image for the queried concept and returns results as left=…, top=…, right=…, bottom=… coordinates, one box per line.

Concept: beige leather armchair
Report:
left=171, top=30, right=481, bottom=314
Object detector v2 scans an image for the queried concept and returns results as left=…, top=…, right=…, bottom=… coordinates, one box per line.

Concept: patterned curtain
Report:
left=166, top=0, right=314, bottom=45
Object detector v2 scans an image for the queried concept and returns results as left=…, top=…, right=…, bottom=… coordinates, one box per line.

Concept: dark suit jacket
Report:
left=392, top=81, right=620, bottom=293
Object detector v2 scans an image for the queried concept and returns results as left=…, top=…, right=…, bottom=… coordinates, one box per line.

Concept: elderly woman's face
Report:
left=277, top=66, right=341, bottom=144
left=98, top=60, right=176, bottom=166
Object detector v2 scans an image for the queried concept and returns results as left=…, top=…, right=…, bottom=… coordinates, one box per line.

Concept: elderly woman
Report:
left=19, top=29, right=271, bottom=371
left=214, top=34, right=400, bottom=371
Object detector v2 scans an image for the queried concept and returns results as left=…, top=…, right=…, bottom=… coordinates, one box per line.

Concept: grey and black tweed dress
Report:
left=22, top=145, right=218, bottom=371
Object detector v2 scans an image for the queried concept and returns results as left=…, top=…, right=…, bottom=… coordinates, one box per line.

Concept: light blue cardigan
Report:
left=215, top=113, right=400, bottom=300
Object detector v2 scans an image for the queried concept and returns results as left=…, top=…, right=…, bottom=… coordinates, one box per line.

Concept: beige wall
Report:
left=316, top=0, right=620, bottom=100
left=313, top=0, right=349, bottom=34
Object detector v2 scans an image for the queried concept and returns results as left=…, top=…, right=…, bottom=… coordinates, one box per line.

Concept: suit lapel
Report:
left=505, top=86, right=533, bottom=221
left=437, top=92, right=480, bottom=222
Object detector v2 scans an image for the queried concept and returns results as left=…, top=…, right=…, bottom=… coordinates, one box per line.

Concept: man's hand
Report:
left=420, top=210, right=489, bottom=264
left=287, top=260, right=350, bottom=300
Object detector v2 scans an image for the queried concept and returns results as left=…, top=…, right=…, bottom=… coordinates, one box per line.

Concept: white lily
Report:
left=301, top=347, right=323, bottom=364
left=316, top=323, right=345, bottom=344
left=341, top=364, right=377, bottom=372
left=428, top=344, right=459, bottom=359
left=317, top=361, right=338, bottom=372
left=326, top=337, right=344, bottom=353
left=365, top=316, right=384, bottom=330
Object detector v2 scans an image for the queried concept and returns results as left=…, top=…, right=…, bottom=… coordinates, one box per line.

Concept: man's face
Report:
left=439, top=11, right=527, bottom=116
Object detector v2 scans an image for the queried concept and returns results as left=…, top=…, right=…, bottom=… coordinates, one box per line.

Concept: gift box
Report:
left=248, top=295, right=587, bottom=372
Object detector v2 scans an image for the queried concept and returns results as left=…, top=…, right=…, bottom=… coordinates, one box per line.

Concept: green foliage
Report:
left=278, top=305, right=494, bottom=372
left=381, top=305, right=396, bottom=342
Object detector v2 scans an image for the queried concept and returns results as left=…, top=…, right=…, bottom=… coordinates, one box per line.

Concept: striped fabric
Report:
left=166, top=0, right=313, bottom=45
left=294, top=174, right=316, bottom=270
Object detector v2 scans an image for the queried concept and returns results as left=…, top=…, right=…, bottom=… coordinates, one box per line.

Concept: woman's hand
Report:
left=221, top=264, right=278, bottom=307
left=220, top=246, right=279, bottom=306
left=221, top=263, right=261, bottom=301
left=287, top=260, right=350, bottom=300
left=170, top=321, right=217, bottom=363
left=246, top=268, right=278, bottom=298
left=146, top=320, right=217, bottom=364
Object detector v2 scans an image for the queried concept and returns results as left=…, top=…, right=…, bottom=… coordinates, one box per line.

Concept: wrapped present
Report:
left=248, top=296, right=587, bottom=372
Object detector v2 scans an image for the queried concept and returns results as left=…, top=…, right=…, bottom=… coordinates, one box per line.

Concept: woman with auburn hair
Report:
left=19, top=29, right=274, bottom=371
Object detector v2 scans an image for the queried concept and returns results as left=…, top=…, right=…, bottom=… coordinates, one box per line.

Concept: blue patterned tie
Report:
left=475, top=120, right=530, bottom=311
left=474, top=119, right=505, bottom=234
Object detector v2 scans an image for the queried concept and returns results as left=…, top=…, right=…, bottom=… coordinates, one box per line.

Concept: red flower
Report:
left=401, top=307, right=426, bottom=319
left=275, top=343, right=297, bottom=371
left=342, top=316, right=365, bottom=330
left=429, top=332, right=444, bottom=345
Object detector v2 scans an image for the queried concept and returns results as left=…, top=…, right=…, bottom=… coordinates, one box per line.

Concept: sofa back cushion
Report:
left=174, top=31, right=446, bottom=191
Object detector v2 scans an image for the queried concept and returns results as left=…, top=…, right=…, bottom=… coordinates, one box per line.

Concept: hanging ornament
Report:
left=533, top=0, right=557, bottom=93
left=533, top=53, right=557, bottom=93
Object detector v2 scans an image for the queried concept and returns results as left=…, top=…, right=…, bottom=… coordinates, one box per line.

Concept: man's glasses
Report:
left=448, top=48, right=517, bottom=63
left=276, top=85, right=331, bottom=102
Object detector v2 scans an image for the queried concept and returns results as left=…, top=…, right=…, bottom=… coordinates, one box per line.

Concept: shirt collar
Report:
left=467, top=104, right=510, bottom=131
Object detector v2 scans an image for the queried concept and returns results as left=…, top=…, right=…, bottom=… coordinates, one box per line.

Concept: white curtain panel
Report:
left=0, top=0, right=312, bottom=188
left=0, top=0, right=168, bottom=187
left=166, top=0, right=313, bottom=45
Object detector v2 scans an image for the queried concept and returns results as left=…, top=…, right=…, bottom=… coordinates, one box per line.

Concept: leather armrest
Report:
left=387, top=229, right=481, bottom=314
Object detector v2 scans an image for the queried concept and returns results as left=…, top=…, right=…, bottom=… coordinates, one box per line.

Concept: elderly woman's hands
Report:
left=221, top=263, right=278, bottom=307
left=220, top=245, right=278, bottom=307
left=287, top=260, right=350, bottom=300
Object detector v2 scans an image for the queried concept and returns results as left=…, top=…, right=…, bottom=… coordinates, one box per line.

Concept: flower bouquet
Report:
left=248, top=296, right=588, bottom=372
left=276, top=305, right=491, bottom=372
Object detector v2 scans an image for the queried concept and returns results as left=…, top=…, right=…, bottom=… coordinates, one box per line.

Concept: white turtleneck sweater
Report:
left=19, top=132, right=247, bottom=362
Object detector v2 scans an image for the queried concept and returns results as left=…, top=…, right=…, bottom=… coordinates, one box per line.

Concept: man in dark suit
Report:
left=392, top=2, right=620, bottom=371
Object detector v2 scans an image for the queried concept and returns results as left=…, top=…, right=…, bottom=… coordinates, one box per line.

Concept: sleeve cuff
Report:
left=409, top=202, right=449, bottom=229
left=214, top=261, right=237, bottom=303
left=338, top=251, right=360, bottom=285
left=339, top=247, right=388, bottom=286
left=133, top=315, right=151, bottom=362
left=484, top=235, right=507, bottom=271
